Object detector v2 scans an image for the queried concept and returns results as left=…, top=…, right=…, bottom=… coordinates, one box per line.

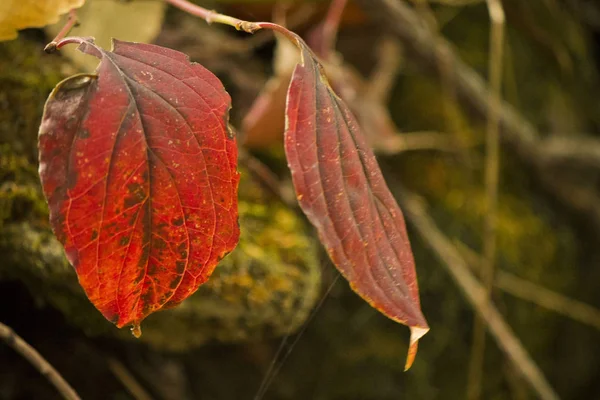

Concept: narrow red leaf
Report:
left=284, top=44, right=429, bottom=369
left=38, top=38, right=240, bottom=332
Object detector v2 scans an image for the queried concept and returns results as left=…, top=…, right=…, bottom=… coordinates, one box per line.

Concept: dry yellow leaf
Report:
left=0, top=0, right=85, bottom=41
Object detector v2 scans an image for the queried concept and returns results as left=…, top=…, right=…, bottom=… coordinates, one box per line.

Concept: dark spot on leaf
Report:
left=153, top=236, right=167, bottom=250
left=147, top=263, right=157, bottom=275
left=169, top=278, right=180, bottom=289
left=107, top=313, right=119, bottom=325
left=172, top=217, right=183, bottom=226
left=124, top=182, right=146, bottom=208
left=175, top=260, right=186, bottom=274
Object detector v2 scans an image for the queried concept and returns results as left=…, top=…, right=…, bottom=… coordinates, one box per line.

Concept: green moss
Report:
left=0, top=37, right=67, bottom=158
left=136, top=168, right=321, bottom=350
left=0, top=167, right=321, bottom=349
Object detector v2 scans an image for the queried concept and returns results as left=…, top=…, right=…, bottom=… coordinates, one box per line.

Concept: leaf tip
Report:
left=130, top=324, right=142, bottom=338
left=404, top=326, right=429, bottom=371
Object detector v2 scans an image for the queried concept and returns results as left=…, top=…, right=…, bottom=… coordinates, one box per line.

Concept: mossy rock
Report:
left=0, top=168, right=321, bottom=350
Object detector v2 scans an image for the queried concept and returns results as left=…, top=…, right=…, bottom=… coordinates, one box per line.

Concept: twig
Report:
left=496, top=274, right=600, bottom=331
left=242, top=5, right=317, bottom=51
left=238, top=149, right=297, bottom=209
left=0, top=322, right=80, bottom=400
left=456, top=241, right=600, bottom=332
left=366, top=37, right=403, bottom=102
left=355, top=0, right=600, bottom=232
left=163, top=0, right=302, bottom=46
left=394, top=190, right=560, bottom=400
left=467, top=0, right=505, bottom=398
left=539, top=136, right=600, bottom=170
left=253, top=275, right=340, bottom=400
left=163, top=0, right=260, bottom=33
left=107, top=357, right=155, bottom=400
left=377, top=131, right=461, bottom=154
left=318, top=0, right=348, bottom=57
left=44, top=9, right=79, bottom=53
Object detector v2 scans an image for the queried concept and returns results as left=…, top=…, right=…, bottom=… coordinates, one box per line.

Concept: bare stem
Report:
left=163, top=0, right=303, bottom=50
left=0, top=322, right=80, bottom=400
left=164, top=0, right=261, bottom=33
left=396, top=192, right=559, bottom=400
left=44, top=9, right=79, bottom=53
left=456, top=241, right=600, bottom=332
left=467, top=1, right=505, bottom=398
left=107, top=357, right=154, bottom=400
left=317, top=0, right=348, bottom=57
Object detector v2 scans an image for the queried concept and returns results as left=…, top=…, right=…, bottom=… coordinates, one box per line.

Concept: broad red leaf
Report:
left=38, top=38, right=240, bottom=333
left=284, top=44, right=429, bottom=369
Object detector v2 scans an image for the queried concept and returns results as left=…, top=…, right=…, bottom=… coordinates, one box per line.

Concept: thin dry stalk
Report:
left=356, top=0, right=600, bottom=232
left=467, top=0, right=505, bottom=398
left=396, top=190, right=560, bottom=400
left=0, top=322, right=80, bottom=400
left=107, top=357, right=155, bottom=400
left=456, top=241, right=600, bottom=331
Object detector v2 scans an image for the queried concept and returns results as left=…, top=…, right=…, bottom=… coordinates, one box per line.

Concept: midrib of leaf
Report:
left=114, top=50, right=228, bottom=275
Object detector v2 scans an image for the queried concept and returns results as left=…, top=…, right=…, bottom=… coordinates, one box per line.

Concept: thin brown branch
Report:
left=238, top=149, right=297, bottom=208
left=539, top=136, right=600, bottom=170
left=0, top=322, right=80, bottom=400
left=355, top=0, right=600, bottom=232
left=456, top=242, right=600, bottom=331
left=45, top=9, right=78, bottom=53
left=467, top=0, right=505, bottom=398
left=318, top=0, right=348, bottom=57
left=376, top=131, right=461, bottom=154
left=107, top=357, right=155, bottom=400
left=394, top=190, right=560, bottom=400
left=366, top=37, right=403, bottom=102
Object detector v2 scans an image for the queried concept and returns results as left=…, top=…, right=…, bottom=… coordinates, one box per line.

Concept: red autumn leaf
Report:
left=38, top=38, right=240, bottom=333
left=284, top=43, right=429, bottom=370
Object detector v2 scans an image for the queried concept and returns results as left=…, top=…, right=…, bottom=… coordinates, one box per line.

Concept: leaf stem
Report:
left=163, top=0, right=302, bottom=47
left=164, top=0, right=261, bottom=33
left=44, top=9, right=79, bottom=53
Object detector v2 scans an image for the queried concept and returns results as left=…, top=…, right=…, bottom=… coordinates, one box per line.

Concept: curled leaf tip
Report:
left=404, top=326, right=430, bottom=371
left=130, top=325, right=142, bottom=338
left=283, top=41, right=429, bottom=370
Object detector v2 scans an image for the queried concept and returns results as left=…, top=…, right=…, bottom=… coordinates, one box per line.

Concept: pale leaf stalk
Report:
left=467, top=0, right=505, bottom=399
left=163, top=0, right=305, bottom=47
left=45, top=9, right=79, bottom=53
left=164, top=0, right=261, bottom=33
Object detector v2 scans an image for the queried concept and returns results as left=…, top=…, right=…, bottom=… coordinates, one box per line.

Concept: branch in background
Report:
left=238, top=149, right=297, bottom=208
left=355, top=0, right=600, bottom=232
left=468, top=0, right=505, bottom=398
left=455, top=242, right=600, bottom=332
left=365, top=37, right=403, bottom=102
left=0, top=322, right=80, bottom=400
left=377, top=131, right=462, bottom=154
left=539, top=136, right=600, bottom=170
left=107, top=357, right=155, bottom=400
left=395, top=190, right=560, bottom=400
